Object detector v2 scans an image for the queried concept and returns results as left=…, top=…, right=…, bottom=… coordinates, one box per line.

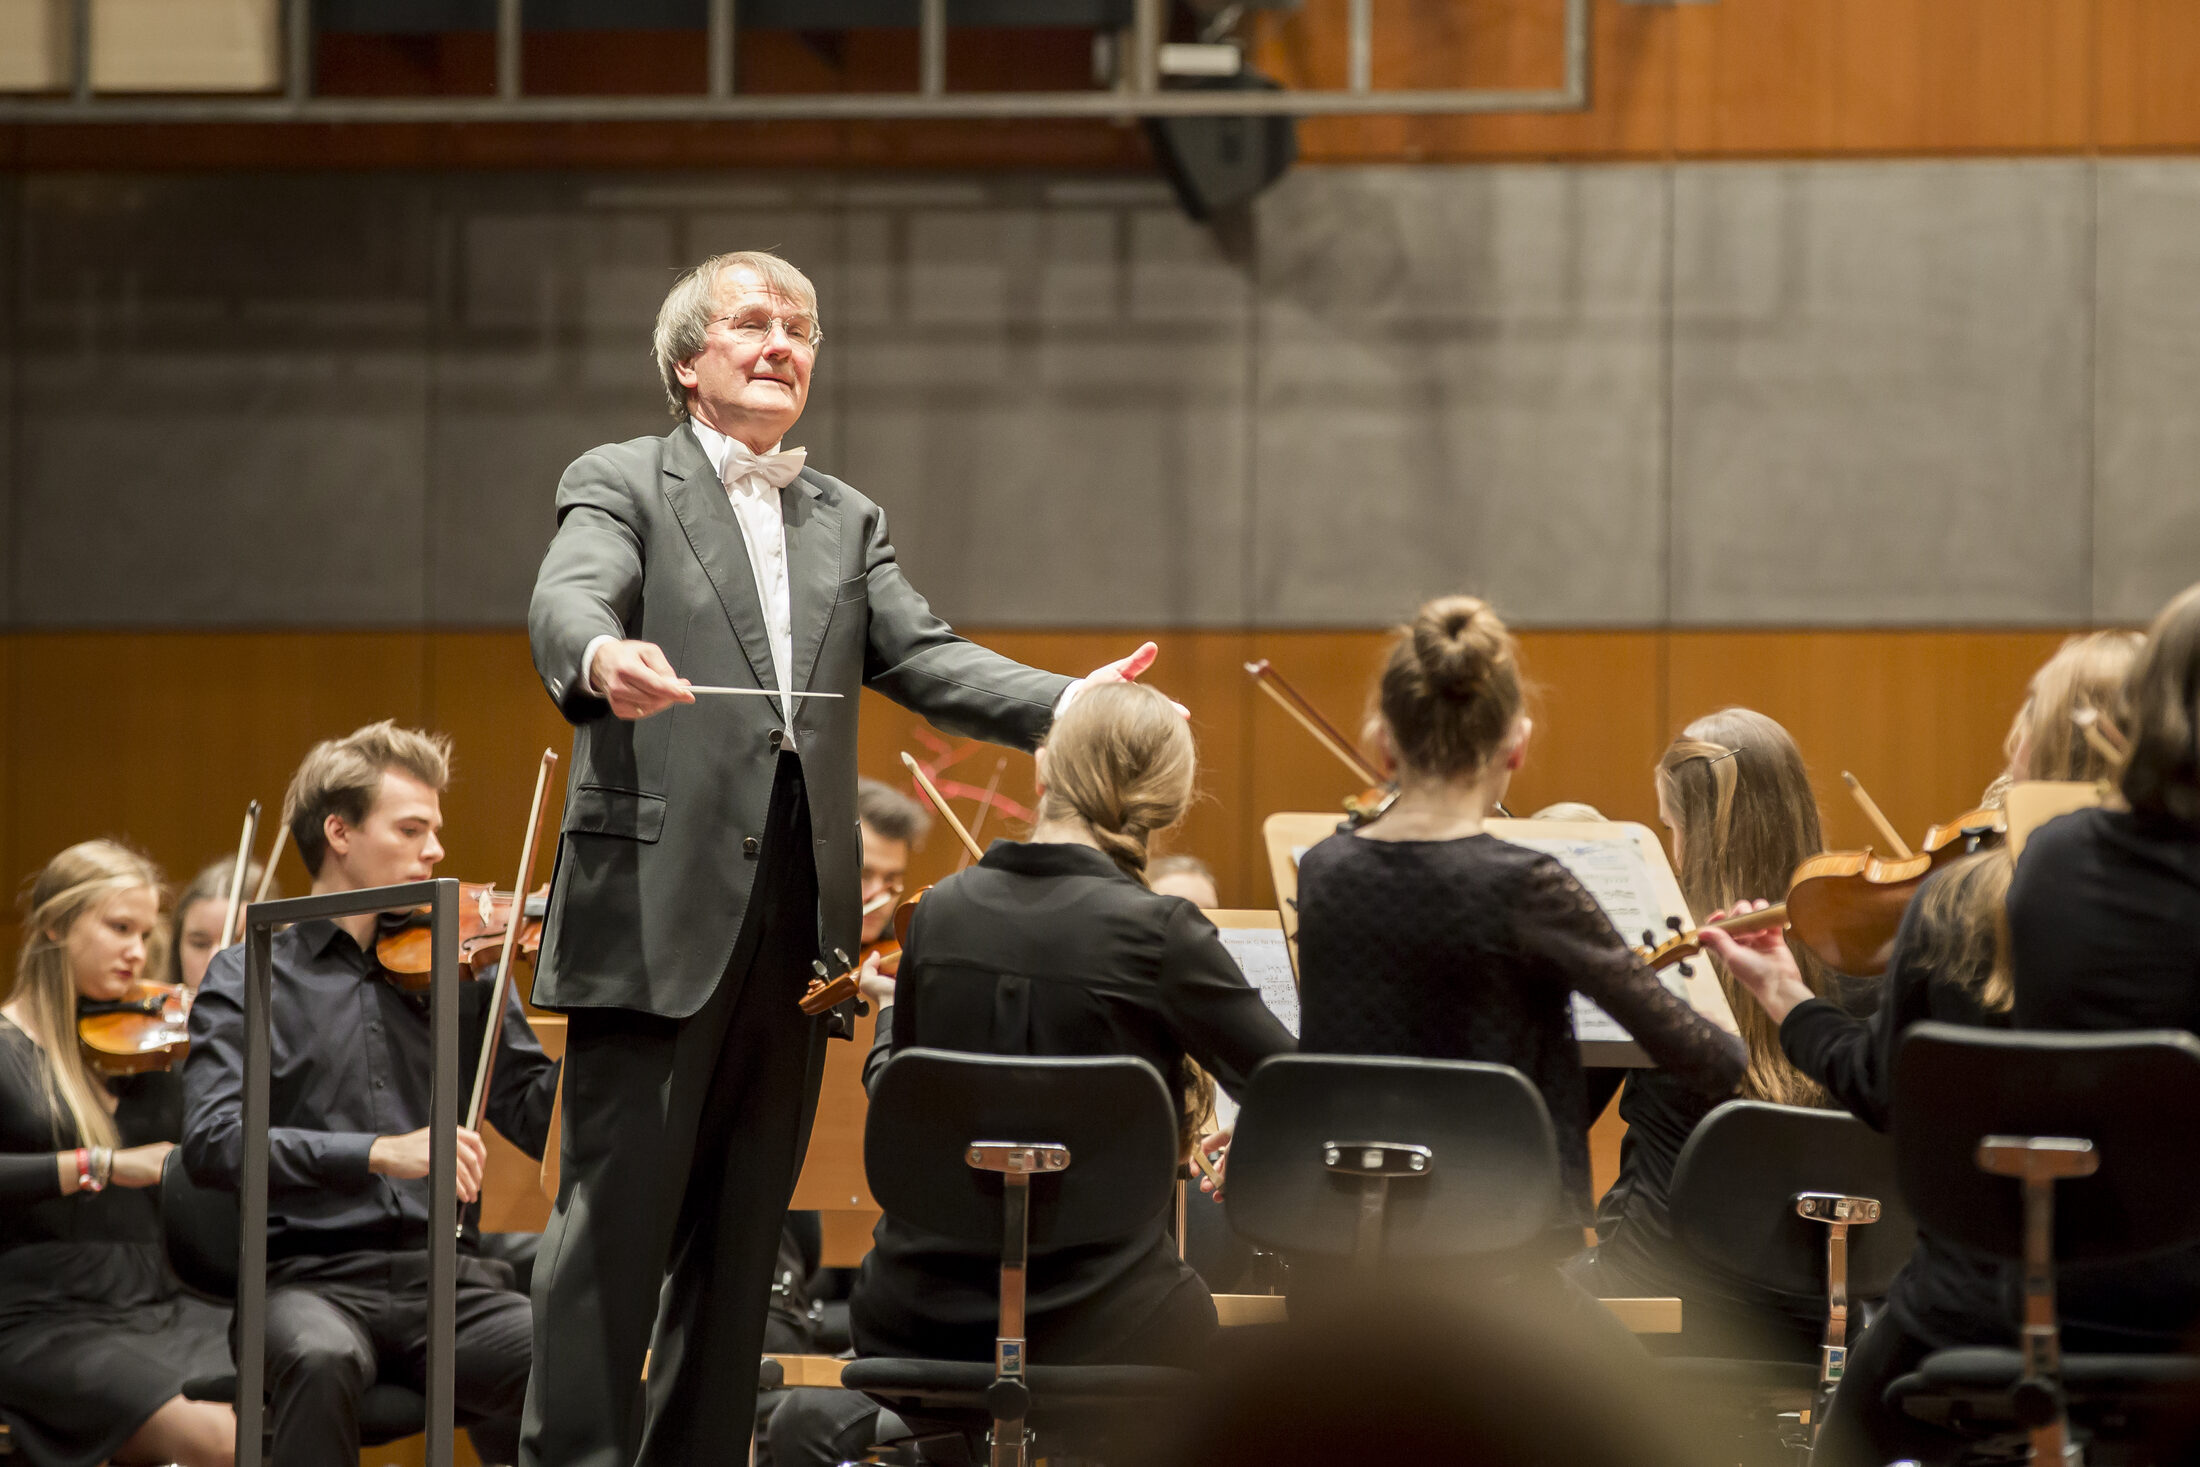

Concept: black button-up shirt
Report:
left=181, top=918, right=559, bottom=1258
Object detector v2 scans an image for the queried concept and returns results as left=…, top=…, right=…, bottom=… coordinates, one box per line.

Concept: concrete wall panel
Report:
left=2095, top=161, right=2200, bottom=624
left=1670, top=161, right=2094, bottom=625
left=1250, top=166, right=1670, bottom=628
left=836, top=181, right=1252, bottom=627
left=13, top=175, right=434, bottom=626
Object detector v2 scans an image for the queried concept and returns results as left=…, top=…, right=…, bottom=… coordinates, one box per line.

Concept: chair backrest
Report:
left=160, top=1148, right=241, bottom=1301
left=1893, top=1022, right=2200, bottom=1265
left=1669, top=1099, right=1918, bottom=1300
left=1224, top=1055, right=1562, bottom=1263
left=864, top=1048, right=1180, bottom=1249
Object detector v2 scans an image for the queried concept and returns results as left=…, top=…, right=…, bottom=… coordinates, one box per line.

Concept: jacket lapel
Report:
left=660, top=423, right=781, bottom=707
left=782, top=469, right=842, bottom=695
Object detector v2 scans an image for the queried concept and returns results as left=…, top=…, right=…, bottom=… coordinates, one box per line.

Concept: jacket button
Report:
left=768, top=729, right=784, bottom=751
left=743, top=837, right=761, bottom=857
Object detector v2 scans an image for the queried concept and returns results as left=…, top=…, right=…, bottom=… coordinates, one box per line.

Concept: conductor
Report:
left=520, top=249, right=1162, bottom=1466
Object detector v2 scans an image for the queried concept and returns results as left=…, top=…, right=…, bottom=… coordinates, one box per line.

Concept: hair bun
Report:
left=1412, top=596, right=1507, bottom=700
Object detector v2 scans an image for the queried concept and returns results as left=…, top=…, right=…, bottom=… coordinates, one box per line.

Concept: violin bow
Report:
left=954, top=756, right=1009, bottom=873
left=1841, top=773, right=1915, bottom=860
left=1244, top=660, right=1385, bottom=788
left=466, top=749, right=558, bottom=1136
left=217, top=801, right=262, bottom=951
left=2074, top=706, right=2131, bottom=765
left=252, top=821, right=288, bottom=907
left=902, top=751, right=987, bottom=866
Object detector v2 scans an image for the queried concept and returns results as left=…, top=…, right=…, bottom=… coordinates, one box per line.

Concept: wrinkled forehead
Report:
left=712, top=265, right=817, bottom=318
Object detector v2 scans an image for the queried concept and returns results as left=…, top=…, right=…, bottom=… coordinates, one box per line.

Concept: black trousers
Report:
left=522, top=755, right=831, bottom=1467
left=1813, top=1312, right=1962, bottom=1467
left=259, top=1250, right=532, bottom=1467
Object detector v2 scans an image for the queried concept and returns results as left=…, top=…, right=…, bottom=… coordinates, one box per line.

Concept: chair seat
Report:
left=180, top=1373, right=429, bottom=1443
left=1921, top=1348, right=2200, bottom=1394
left=840, top=1355, right=1196, bottom=1443
left=1891, top=1347, right=2200, bottom=1428
left=841, top=1358, right=1195, bottom=1411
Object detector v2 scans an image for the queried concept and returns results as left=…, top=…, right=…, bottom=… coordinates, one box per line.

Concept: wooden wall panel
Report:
left=3, top=633, right=429, bottom=928
left=1250, top=0, right=1676, bottom=162
left=1509, top=632, right=1667, bottom=830
left=422, top=633, right=576, bottom=909
left=10, top=0, right=2184, bottom=170
left=855, top=630, right=1260, bottom=904
left=0, top=628, right=2095, bottom=939
left=1669, top=0, right=2093, bottom=157
left=2097, top=0, right=2200, bottom=150
left=1664, top=630, right=2070, bottom=853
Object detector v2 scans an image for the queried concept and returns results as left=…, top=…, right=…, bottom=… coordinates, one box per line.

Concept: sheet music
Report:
left=1499, top=833, right=1691, bottom=1045
left=1216, top=925, right=1300, bottom=1038
left=1212, top=924, right=1299, bottom=1131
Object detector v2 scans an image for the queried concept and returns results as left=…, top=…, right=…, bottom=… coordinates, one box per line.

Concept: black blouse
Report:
left=0, top=1018, right=177, bottom=1256
left=2007, top=805, right=2200, bottom=1349
left=1771, top=890, right=2012, bottom=1349
left=853, top=839, right=1295, bottom=1366
left=1293, top=830, right=1747, bottom=1219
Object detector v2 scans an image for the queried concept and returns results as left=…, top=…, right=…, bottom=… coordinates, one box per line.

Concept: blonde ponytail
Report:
left=1037, top=682, right=1197, bottom=885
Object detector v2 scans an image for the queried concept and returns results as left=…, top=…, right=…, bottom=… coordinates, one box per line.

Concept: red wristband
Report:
left=74, top=1147, right=104, bottom=1193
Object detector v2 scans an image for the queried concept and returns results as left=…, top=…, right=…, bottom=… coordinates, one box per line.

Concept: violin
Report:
left=800, top=866, right=935, bottom=1016
left=1781, top=775, right=2010, bottom=978
left=800, top=934, right=905, bottom=1017
left=1921, top=805, right=2007, bottom=868
left=802, top=755, right=975, bottom=1018
left=78, top=981, right=192, bottom=1075
left=1631, top=904, right=1791, bottom=975
left=375, top=881, right=547, bottom=994
left=1244, top=660, right=1397, bottom=824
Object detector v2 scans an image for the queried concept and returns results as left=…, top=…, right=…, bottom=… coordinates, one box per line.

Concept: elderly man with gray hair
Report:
left=522, top=250, right=1165, bottom=1466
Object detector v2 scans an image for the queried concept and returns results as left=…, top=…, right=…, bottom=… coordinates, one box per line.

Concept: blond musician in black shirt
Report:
left=769, top=683, right=1292, bottom=1466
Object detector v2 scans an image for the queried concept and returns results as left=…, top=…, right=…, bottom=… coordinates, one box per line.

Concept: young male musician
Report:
left=856, top=777, right=929, bottom=950
left=182, top=721, right=559, bottom=1467
left=523, top=248, right=1167, bottom=1467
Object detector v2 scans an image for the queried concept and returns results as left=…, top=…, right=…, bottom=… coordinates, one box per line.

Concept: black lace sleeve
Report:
left=1513, top=857, right=1746, bottom=1100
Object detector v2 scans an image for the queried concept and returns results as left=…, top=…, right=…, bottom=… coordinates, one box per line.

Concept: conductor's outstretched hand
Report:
left=593, top=639, right=697, bottom=721
left=1065, top=642, right=1190, bottom=719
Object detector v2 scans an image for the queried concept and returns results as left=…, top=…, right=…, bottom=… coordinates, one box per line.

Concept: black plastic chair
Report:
left=839, top=1049, right=1195, bottom=1467
left=160, top=1151, right=429, bottom=1445
left=1886, top=1024, right=2200, bottom=1464
left=1223, top=1055, right=1563, bottom=1269
left=1662, top=1100, right=1918, bottom=1446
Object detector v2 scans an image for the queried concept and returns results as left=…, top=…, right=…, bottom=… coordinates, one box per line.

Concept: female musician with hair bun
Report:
left=0, top=840, right=235, bottom=1467
left=1292, top=597, right=1776, bottom=1261
left=768, top=682, right=1292, bottom=1467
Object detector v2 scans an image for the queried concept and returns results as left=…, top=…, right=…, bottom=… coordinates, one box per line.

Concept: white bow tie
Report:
left=720, top=438, right=807, bottom=492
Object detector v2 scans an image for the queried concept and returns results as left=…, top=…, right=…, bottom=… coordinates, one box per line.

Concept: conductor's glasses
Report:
left=711, top=311, right=823, bottom=353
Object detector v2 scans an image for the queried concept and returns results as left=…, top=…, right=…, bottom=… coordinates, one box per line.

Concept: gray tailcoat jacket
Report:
left=528, top=423, right=1072, bottom=1019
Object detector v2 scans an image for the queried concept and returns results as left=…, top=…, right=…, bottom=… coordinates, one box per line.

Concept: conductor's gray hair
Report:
left=653, top=251, right=821, bottom=420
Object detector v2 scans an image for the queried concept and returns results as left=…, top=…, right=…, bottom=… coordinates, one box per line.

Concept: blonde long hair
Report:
left=1916, top=631, right=2143, bottom=1011
left=1033, top=681, right=1210, bottom=1144
left=1657, top=709, right=1833, bottom=1107
left=6, top=841, right=165, bottom=1150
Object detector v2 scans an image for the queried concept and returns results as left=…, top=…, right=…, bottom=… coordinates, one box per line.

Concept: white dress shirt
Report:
left=582, top=419, right=802, bottom=747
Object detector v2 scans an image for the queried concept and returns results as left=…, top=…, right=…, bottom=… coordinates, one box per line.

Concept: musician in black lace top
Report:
left=0, top=841, right=234, bottom=1467
left=1294, top=597, right=1758, bottom=1228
